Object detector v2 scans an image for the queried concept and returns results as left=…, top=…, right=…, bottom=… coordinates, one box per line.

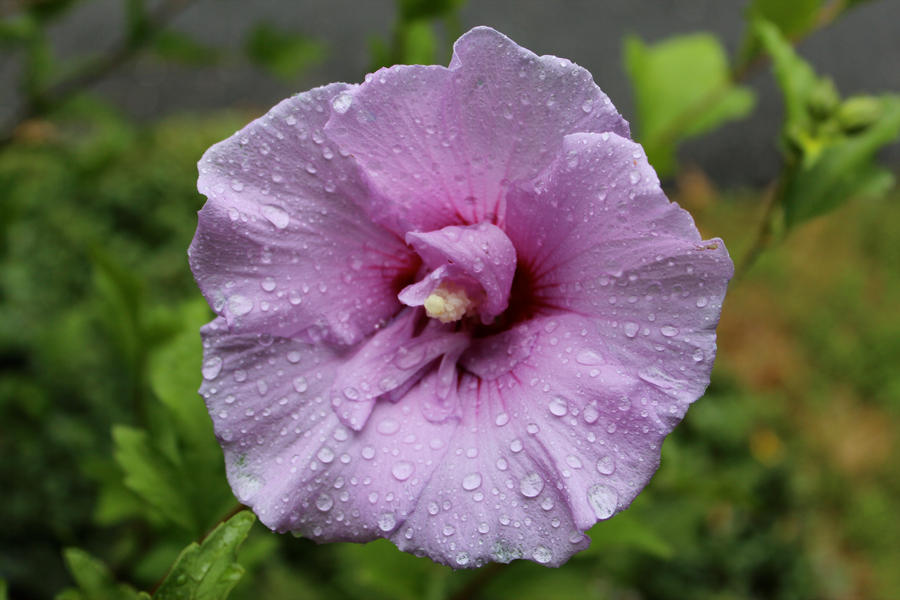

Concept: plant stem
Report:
left=734, top=179, right=782, bottom=282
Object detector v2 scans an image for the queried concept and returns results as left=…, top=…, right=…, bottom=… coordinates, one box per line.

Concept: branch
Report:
left=0, top=0, right=195, bottom=147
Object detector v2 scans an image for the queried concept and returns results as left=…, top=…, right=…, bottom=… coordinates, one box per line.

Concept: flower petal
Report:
left=190, top=83, right=416, bottom=346
left=200, top=318, right=459, bottom=542
left=324, top=27, right=629, bottom=235
left=391, top=372, right=590, bottom=568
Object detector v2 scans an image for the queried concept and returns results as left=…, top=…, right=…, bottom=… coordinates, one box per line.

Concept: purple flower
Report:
left=189, top=27, right=733, bottom=568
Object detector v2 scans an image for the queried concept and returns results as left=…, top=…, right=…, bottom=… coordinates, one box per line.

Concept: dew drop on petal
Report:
left=549, top=396, right=568, bottom=417
left=228, top=295, right=253, bottom=316
left=660, top=325, right=679, bottom=337
left=261, top=205, right=290, bottom=229
left=377, top=512, right=397, bottom=532
left=202, top=356, right=223, bottom=380
left=623, top=322, right=639, bottom=338
left=575, top=350, right=604, bottom=365
left=332, top=93, right=353, bottom=114
left=317, top=447, right=335, bottom=464
left=596, top=454, right=616, bottom=475
left=587, top=483, right=618, bottom=519
left=520, top=472, right=544, bottom=498
left=377, top=418, right=400, bottom=436
left=462, top=472, right=482, bottom=491
left=533, top=546, right=553, bottom=564
left=315, top=493, right=333, bottom=512
left=391, top=461, right=414, bottom=481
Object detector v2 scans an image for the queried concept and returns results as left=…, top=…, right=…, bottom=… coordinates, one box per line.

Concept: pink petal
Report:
left=324, top=27, right=629, bottom=235
left=200, top=317, right=459, bottom=541
left=190, top=83, right=417, bottom=346
left=330, top=309, right=469, bottom=430
left=391, top=370, right=591, bottom=568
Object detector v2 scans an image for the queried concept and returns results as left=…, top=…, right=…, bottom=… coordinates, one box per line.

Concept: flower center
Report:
left=398, top=222, right=517, bottom=325
left=423, top=282, right=476, bottom=323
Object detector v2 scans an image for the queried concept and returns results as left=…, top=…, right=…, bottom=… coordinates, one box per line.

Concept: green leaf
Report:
left=0, top=14, right=39, bottom=47
left=112, top=424, right=196, bottom=531
left=244, top=23, right=325, bottom=81
left=148, top=299, right=213, bottom=448
left=782, top=95, right=900, bottom=227
left=754, top=20, right=820, bottom=135
left=154, top=511, right=255, bottom=600
left=399, top=20, right=436, bottom=65
left=56, top=548, right=150, bottom=600
left=584, top=509, right=674, bottom=560
left=738, top=0, right=821, bottom=65
left=152, top=31, right=219, bottom=66
left=624, top=33, right=755, bottom=176
left=0, top=579, right=7, bottom=600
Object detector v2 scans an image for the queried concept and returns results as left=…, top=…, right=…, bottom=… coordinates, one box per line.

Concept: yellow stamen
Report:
left=423, top=284, right=474, bottom=323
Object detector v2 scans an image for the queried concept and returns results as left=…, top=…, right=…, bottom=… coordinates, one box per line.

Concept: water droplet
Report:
left=533, top=546, right=553, bottom=564
left=377, top=418, right=400, bottom=435
left=292, top=376, right=308, bottom=392
left=629, top=171, right=641, bottom=184
left=391, top=461, right=414, bottom=481
left=623, top=322, right=639, bottom=338
left=332, top=93, right=352, bottom=113
left=202, top=356, right=223, bottom=380
left=566, top=455, right=582, bottom=469
left=549, top=396, right=568, bottom=417
left=693, top=348, right=705, bottom=362
left=261, top=277, right=276, bottom=292
left=462, top=472, right=482, bottom=491
left=393, top=347, right=425, bottom=370
left=228, top=295, right=253, bottom=316
left=596, top=455, right=616, bottom=475
left=510, top=439, right=523, bottom=453
left=494, top=413, right=510, bottom=426
left=575, top=350, right=603, bottom=365
left=456, top=552, right=470, bottom=566
left=660, top=325, right=679, bottom=337
left=520, top=472, right=544, bottom=498
left=315, top=493, right=333, bottom=512
left=317, top=447, right=335, bottom=464
left=262, top=205, right=290, bottom=229
left=583, top=405, right=599, bottom=424
left=587, top=483, right=618, bottom=519
left=696, top=296, right=708, bottom=308
left=377, top=512, right=397, bottom=532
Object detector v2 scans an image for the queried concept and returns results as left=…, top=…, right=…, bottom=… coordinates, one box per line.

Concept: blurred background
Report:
left=2, top=0, right=899, bottom=599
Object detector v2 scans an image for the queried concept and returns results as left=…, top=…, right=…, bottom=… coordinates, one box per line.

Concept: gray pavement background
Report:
left=3, top=0, right=899, bottom=185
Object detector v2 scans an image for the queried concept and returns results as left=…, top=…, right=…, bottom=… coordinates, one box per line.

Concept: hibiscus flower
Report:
left=189, top=26, right=733, bottom=568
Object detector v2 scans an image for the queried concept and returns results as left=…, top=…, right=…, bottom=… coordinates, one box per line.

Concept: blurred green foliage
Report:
left=2, top=0, right=900, bottom=599
left=755, top=20, right=900, bottom=228
left=624, top=33, right=756, bottom=176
